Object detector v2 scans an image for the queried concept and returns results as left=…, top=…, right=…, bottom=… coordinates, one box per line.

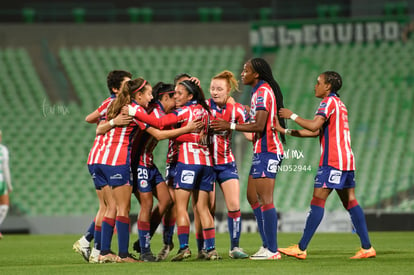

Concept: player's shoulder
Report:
left=101, top=96, right=114, bottom=105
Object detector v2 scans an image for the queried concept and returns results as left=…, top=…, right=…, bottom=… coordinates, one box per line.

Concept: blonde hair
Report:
left=212, top=70, right=239, bottom=93
left=107, top=77, right=148, bottom=120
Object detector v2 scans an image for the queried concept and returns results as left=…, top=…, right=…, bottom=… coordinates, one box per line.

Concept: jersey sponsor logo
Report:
left=267, top=159, right=280, bottom=173
left=110, top=173, right=123, bottom=180
left=328, top=170, right=342, bottom=184
left=181, top=170, right=195, bottom=184
left=140, top=180, right=148, bottom=188
left=192, top=108, right=205, bottom=119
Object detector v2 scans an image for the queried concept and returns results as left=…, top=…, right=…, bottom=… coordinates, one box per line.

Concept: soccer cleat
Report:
left=250, top=248, right=281, bottom=260
left=350, top=247, right=376, bottom=259
left=140, top=251, right=157, bottom=262
left=133, top=239, right=141, bottom=254
left=197, top=249, right=208, bottom=259
left=156, top=243, right=174, bottom=261
left=206, top=249, right=222, bottom=260
left=72, top=239, right=91, bottom=262
left=229, top=247, right=249, bottom=259
left=250, top=246, right=267, bottom=257
left=89, top=248, right=100, bottom=263
left=171, top=247, right=192, bottom=262
left=98, top=252, right=118, bottom=263
left=278, top=244, right=307, bottom=259
left=116, top=254, right=140, bottom=263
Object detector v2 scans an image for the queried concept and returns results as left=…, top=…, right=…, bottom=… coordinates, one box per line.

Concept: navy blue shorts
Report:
left=132, top=165, right=165, bottom=193
left=165, top=162, right=177, bottom=186
left=249, top=152, right=283, bottom=179
left=174, top=162, right=215, bottom=192
left=214, top=162, right=239, bottom=184
left=314, top=166, right=356, bottom=189
left=88, top=164, right=105, bottom=190
left=92, top=164, right=131, bottom=188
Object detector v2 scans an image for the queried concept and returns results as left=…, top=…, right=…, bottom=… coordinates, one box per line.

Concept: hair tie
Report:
left=132, top=80, right=147, bottom=94
left=179, top=81, right=195, bottom=95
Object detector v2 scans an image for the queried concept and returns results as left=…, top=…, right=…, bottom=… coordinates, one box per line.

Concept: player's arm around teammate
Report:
left=73, top=70, right=132, bottom=263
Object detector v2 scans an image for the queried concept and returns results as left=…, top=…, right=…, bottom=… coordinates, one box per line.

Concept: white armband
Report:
left=230, top=122, right=236, bottom=130
left=285, top=128, right=292, bottom=135
left=109, top=119, right=115, bottom=127
left=290, top=113, right=298, bottom=121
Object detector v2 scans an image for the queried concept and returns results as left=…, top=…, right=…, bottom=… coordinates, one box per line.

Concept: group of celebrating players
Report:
left=72, top=57, right=376, bottom=263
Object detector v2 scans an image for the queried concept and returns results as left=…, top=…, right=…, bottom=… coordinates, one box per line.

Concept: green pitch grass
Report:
left=0, top=232, right=413, bottom=274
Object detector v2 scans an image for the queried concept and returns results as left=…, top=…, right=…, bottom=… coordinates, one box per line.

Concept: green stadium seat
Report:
left=72, top=8, right=86, bottom=23
left=22, top=8, right=36, bottom=23
left=259, top=7, right=272, bottom=21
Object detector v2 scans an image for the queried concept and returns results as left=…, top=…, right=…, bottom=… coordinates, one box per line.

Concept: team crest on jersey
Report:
left=320, top=102, right=327, bottom=108
left=257, top=96, right=264, bottom=103
left=328, top=170, right=342, bottom=184
left=267, top=159, right=279, bottom=173
left=140, top=180, right=148, bottom=188
left=181, top=170, right=195, bottom=184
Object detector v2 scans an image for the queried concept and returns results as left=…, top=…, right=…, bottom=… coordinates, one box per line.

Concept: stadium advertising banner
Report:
left=250, top=17, right=410, bottom=52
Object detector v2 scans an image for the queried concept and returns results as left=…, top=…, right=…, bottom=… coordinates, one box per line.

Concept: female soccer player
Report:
left=278, top=71, right=376, bottom=259
left=211, top=58, right=286, bottom=260
left=0, top=130, right=13, bottom=240
left=156, top=74, right=202, bottom=261
left=129, top=82, right=202, bottom=262
left=207, top=70, right=250, bottom=259
left=126, top=80, right=220, bottom=261
left=93, top=77, right=153, bottom=263
left=73, top=70, right=132, bottom=263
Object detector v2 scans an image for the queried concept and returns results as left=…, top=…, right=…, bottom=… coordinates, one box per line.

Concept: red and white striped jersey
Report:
left=316, top=93, right=355, bottom=171
left=87, top=96, right=114, bottom=165
left=208, top=99, right=249, bottom=165
left=133, top=102, right=166, bottom=167
left=175, top=101, right=212, bottom=165
left=250, top=81, right=284, bottom=155
left=91, top=101, right=147, bottom=166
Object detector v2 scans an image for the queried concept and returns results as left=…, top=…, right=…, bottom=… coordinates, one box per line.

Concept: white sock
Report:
left=0, top=205, right=9, bottom=226
left=79, top=235, right=90, bottom=247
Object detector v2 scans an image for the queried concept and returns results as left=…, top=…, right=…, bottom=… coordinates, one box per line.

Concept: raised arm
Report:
left=146, top=119, right=204, bottom=141
left=210, top=110, right=268, bottom=133
left=279, top=108, right=325, bottom=132
left=289, top=129, right=320, bottom=138
left=123, top=105, right=178, bottom=129
left=85, top=110, right=101, bottom=124
left=96, top=113, right=132, bottom=135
